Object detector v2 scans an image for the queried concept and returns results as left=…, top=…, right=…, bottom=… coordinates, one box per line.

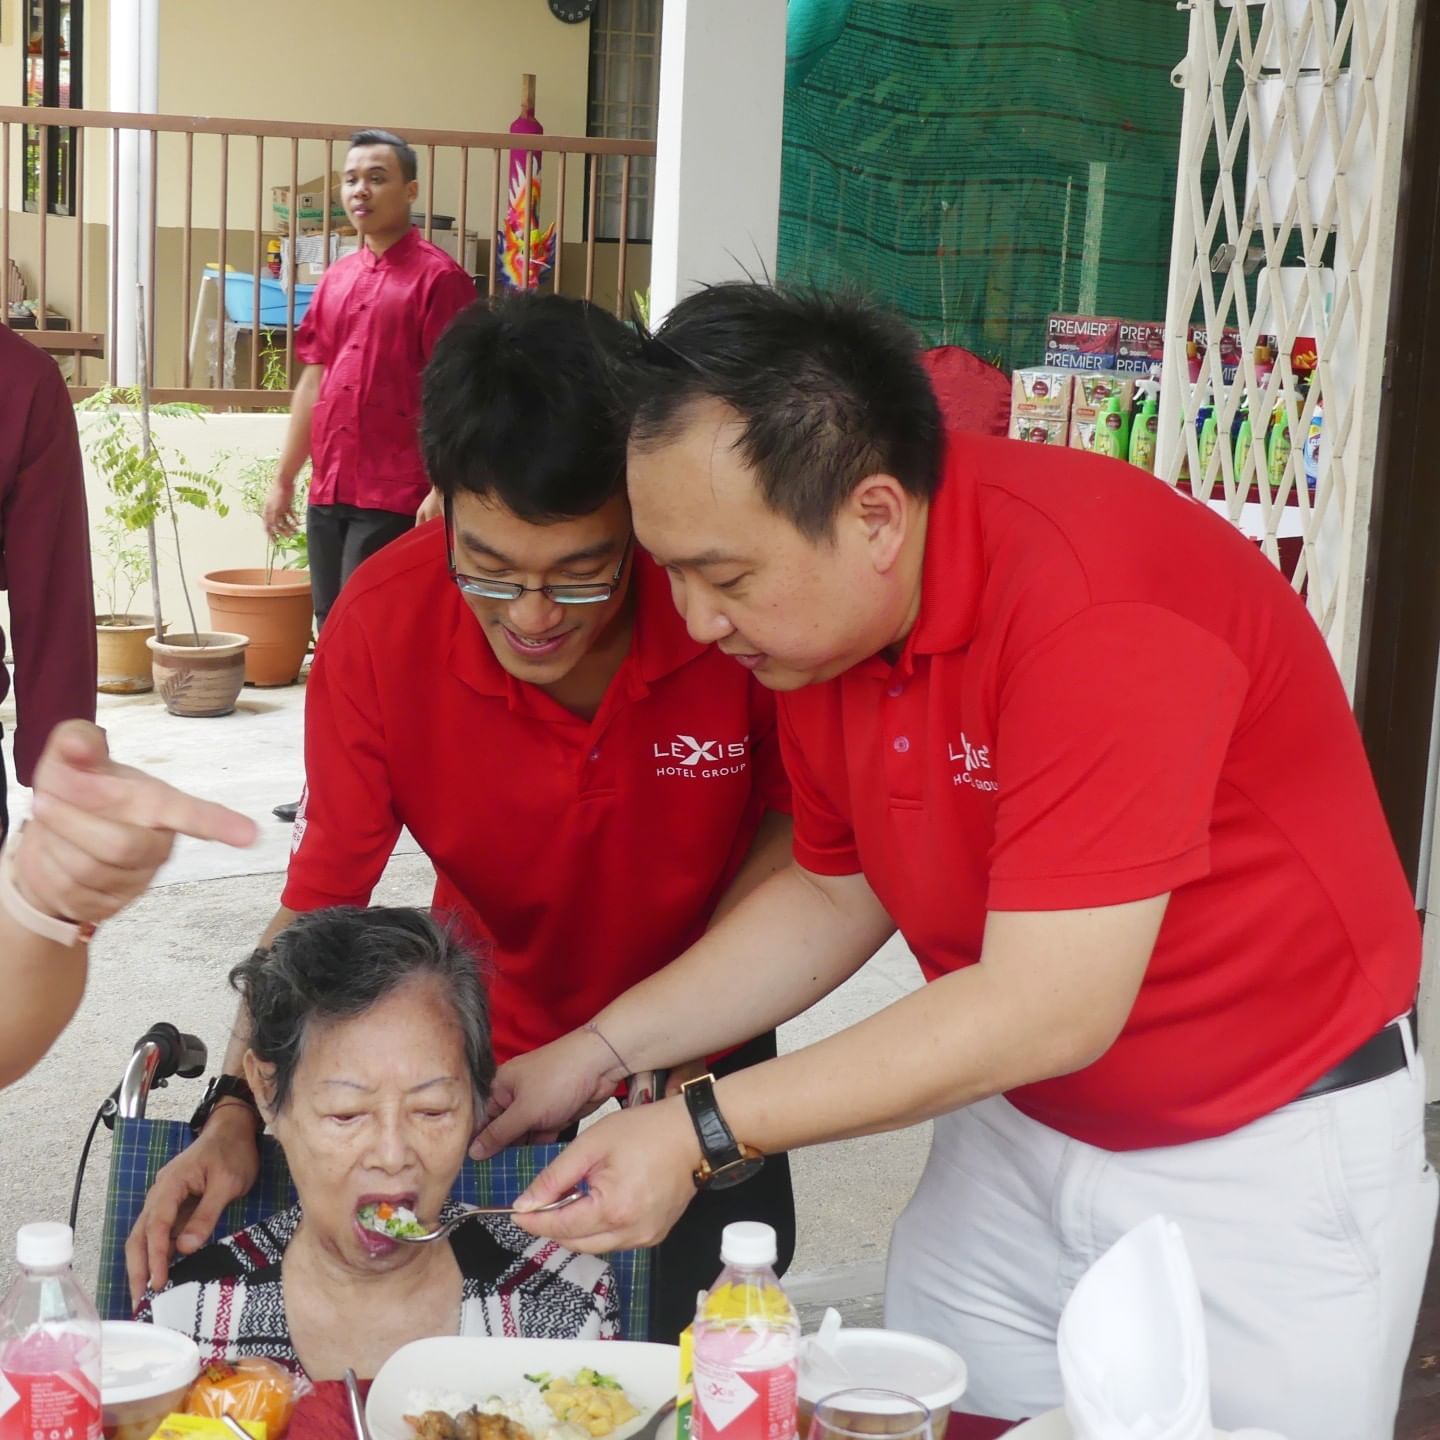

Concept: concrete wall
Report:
left=0, top=410, right=290, bottom=646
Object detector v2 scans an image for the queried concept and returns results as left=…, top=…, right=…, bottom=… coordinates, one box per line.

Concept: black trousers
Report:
left=646, top=1030, right=796, bottom=1342
left=306, top=503, right=415, bottom=631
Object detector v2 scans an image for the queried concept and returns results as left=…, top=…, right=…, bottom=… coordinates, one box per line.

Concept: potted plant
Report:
left=93, top=514, right=164, bottom=693
left=198, top=455, right=314, bottom=687
left=78, top=387, right=250, bottom=718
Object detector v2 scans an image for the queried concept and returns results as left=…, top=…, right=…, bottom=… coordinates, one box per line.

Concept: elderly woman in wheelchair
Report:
left=135, top=906, right=618, bottom=1380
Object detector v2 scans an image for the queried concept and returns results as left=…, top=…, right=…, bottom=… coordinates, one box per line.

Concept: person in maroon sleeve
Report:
left=0, top=326, right=97, bottom=839
left=480, top=286, right=1432, bottom=1440
left=264, top=129, right=475, bottom=822
left=126, top=295, right=796, bottom=1345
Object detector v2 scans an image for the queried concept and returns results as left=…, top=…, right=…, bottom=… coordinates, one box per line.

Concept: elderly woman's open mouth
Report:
left=355, top=1195, right=426, bottom=1253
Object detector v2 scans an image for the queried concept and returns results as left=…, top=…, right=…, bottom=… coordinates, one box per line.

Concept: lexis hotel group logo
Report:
left=949, top=733, right=998, bottom=792
left=654, top=733, right=751, bottom=779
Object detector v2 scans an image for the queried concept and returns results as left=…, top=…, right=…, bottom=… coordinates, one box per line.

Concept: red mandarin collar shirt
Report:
left=778, top=433, right=1419, bottom=1150
left=282, top=524, right=791, bottom=1065
left=295, top=228, right=476, bottom=516
left=0, top=328, right=96, bottom=784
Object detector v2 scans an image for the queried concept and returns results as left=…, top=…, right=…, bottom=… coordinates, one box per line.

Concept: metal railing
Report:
left=0, top=105, right=656, bottom=408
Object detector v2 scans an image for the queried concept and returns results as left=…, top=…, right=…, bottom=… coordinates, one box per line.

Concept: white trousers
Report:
left=885, top=1048, right=1436, bottom=1438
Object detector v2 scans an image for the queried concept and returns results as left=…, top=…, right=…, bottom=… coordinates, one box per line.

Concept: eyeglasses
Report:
left=445, top=497, right=633, bottom=606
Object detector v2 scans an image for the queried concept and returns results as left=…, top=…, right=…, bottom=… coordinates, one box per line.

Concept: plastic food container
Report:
left=101, top=1321, right=201, bottom=1440
left=797, top=1329, right=967, bottom=1437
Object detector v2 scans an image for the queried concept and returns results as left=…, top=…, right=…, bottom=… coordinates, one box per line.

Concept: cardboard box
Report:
left=1012, top=368, right=1073, bottom=413
left=1010, top=368, right=1072, bottom=445
left=1013, top=414, right=1069, bottom=445
left=1117, top=320, right=1166, bottom=376
left=1188, top=324, right=1243, bottom=383
left=272, top=173, right=345, bottom=232
left=1045, top=312, right=1120, bottom=371
left=1068, top=375, right=1136, bottom=451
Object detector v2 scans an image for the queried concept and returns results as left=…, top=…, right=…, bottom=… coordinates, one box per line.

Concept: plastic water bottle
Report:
left=692, top=1223, right=799, bottom=1440
left=0, top=1224, right=102, bottom=1440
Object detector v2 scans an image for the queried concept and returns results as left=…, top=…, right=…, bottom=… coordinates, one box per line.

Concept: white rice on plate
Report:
left=404, top=1387, right=585, bottom=1440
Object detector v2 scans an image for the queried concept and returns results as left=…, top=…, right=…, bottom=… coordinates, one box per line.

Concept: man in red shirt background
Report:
left=483, top=286, right=1432, bottom=1439
left=264, top=127, right=475, bottom=821
left=128, top=295, right=796, bottom=1342
left=0, top=326, right=96, bottom=840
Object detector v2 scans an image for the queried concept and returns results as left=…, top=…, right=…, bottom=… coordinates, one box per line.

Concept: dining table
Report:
left=285, top=1381, right=1020, bottom=1440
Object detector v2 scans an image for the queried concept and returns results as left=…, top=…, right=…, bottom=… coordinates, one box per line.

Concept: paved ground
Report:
left=0, top=678, right=928, bottom=1309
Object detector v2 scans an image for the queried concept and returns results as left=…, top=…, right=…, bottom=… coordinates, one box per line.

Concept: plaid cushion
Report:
left=98, top=1118, right=650, bottom=1341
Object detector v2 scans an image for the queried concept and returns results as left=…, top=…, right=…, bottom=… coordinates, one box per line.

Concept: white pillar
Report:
left=108, top=0, right=157, bottom=384
left=649, top=0, right=786, bottom=327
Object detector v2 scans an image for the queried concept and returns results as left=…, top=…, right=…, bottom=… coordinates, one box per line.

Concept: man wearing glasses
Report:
left=126, top=295, right=796, bottom=1343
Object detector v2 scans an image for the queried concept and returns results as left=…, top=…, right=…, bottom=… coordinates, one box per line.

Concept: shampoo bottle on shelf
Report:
left=1197, top=410, right=1220, bottom=481
left=1234, top=411, right=1255, bottom=484
left=1092, top=394, right=1128, bottom=459
left=1266, top=408, right=1292, bottom=491
left=691, top=1224, right=799, bottom=1440
left=0, top=1225, right=102, bottom=1440
left=1128, top=393, right=1159, bottom=473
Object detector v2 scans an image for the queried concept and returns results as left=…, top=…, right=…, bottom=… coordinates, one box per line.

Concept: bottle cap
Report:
left=16, top=1222, right=74, bottom=1268
left=720, top=1221, right=777, bottom=1268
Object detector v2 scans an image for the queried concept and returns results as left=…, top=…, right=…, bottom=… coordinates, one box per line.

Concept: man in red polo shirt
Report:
left=480, top=286, right=1431, bottom=1438
left=127, top=295, right=795, bottom=1343
left=264, top=128, right=475, bottom=631
left=264, top=127, right=475, bottom=822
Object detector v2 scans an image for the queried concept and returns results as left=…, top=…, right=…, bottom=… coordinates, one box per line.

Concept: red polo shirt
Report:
left=295, top=228, right=475, bottom=516
left=780, top=433, right=1419, bottom=1150
left=282, top=523, right=791, bottom=1064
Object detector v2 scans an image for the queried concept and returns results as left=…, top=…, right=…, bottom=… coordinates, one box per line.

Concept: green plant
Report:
left=631, top=288, right=651, bottom=329
left=258, top=341, right=293, bottom=412
left=226, top=450, right=310, bottom=580
left=94, top=514, right=150, bottom=622
left=78, top=386, right=229, bottom=644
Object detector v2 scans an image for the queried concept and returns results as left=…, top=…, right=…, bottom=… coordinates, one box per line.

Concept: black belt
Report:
left=1295, top=1011, right=1415, bottom=1102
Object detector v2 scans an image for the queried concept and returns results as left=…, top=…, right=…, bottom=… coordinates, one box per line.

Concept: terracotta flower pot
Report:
left=198, top=569, right=314, bottom=687
left=146, top=632, right=250, bottom=717
left=95, top=615, right=165, bottom=694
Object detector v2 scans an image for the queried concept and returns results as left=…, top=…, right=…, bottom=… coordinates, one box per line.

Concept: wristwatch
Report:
left=189, top=1075, right=262, bottom=1137
left=681, top=1074, right=765, bottom=1190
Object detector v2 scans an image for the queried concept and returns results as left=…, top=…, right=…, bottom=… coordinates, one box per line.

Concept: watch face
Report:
left=549, top=0, right=596, bottom=21
left=705, top=1154, right=766, bottom=1191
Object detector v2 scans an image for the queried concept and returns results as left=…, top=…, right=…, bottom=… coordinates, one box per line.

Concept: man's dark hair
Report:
left=348, top=128, right=418, bottom=183
left=631, top=284, right=943, bottom=540
left=421, top=293, right=639, bottom=522
left=230, top=906, right=493, bottom=1114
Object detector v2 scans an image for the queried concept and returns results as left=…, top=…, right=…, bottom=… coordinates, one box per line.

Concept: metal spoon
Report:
left=632, top=1399, right=678, bottom=1440
left=344, top=1367, right=373, bottom=1440
left=385, top=1189, right=586, bottom=1245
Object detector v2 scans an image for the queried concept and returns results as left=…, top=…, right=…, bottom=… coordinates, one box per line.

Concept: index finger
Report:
left=38, top=741, right=258, bottom=848
left=513, top=1143, right=594, bottom=1213
left=121, top=777, right=258, bottom=847
left=472, top=1091, right=534, bottom=1161
left=126, top=1190, right=183, bottom=1305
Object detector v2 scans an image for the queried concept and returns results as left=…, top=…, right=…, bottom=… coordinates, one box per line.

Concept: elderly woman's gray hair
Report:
left=229, top=906, right=494, bottom=1113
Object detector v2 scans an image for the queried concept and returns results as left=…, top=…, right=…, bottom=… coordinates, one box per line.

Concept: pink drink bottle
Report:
left=0, top=1225, right=102, bottom=1440
left=692, top=1224, right=799, bottom=1440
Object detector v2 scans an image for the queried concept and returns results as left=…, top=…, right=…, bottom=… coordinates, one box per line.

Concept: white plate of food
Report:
left=366, top=1337, right=680, bottom=1440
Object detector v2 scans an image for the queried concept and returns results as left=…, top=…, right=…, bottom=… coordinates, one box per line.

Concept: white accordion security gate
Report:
left=1155, top=0, right=1419, bottom=693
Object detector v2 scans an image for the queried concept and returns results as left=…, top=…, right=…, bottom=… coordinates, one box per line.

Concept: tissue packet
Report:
left=1045, top=313, right=1121, bottom=371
